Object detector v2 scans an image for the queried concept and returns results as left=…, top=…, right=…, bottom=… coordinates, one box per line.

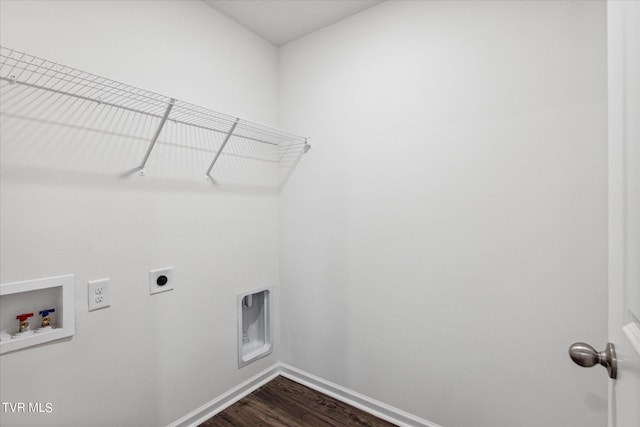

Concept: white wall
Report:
left=0, top=1, right=280, bottom=425
left=279, top=1, right=608, bottom=427
left=1, top=1, right=610, bottom=426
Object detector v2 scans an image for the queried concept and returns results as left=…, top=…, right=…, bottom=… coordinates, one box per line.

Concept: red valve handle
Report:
left=16, top=313, right=34, bottom=322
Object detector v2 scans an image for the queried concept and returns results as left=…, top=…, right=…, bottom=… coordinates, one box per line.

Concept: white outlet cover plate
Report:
left=149, top=267, right=174, bottom=295
left=88, top=278, right=110, bottom=311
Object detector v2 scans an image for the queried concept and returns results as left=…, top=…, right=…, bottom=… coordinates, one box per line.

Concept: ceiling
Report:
left=202, top=0, right=383, bottom=46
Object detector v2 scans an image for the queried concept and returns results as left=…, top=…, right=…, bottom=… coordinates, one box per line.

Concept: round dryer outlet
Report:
left=149, top=267, right=174, bottom=295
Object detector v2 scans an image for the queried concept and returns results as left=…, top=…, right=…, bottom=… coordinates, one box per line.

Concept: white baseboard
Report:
left=279, top=363, right=442, bottom=427
left=168, top=363, right=441, bottom=427
left=167, top=364, right=280, bottom=427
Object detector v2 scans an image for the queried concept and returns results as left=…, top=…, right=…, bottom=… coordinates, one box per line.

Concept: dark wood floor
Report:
left=200, top=376, right=397, bottom=427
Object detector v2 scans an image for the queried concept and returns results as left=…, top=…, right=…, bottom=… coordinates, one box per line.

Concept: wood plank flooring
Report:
left=200, top=376, right=397, bottom=427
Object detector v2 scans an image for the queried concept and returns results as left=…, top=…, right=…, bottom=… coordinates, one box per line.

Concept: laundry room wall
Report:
left=0, top=1, right=280, bottom=425
left=278, top=1, right=609, bottom=426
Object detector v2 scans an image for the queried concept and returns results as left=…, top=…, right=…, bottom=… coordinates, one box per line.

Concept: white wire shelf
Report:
left=0, top=46, right=310, bottom=188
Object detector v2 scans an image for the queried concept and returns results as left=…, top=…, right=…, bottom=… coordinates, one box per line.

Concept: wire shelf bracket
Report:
left=205, top=118, right=239, bottom=180
left=138, top=98, right=175, bottom=176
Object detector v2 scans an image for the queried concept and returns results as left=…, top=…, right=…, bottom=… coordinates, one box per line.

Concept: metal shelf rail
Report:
left=0, top=46, right=310, bottom=188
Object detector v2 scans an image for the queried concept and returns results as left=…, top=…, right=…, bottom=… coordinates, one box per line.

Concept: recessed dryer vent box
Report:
left=237, top=287, right=272, bottom=368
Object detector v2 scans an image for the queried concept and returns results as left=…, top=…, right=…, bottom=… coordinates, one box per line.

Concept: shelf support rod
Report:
left=138, top=98, right=175, bottom=175
left=206, top=118, right=239, bottom=178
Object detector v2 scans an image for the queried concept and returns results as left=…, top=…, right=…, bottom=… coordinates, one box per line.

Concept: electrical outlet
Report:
left=149, top=267, right=174, bottom=295
left=88, top=278, right=111, bottom=311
